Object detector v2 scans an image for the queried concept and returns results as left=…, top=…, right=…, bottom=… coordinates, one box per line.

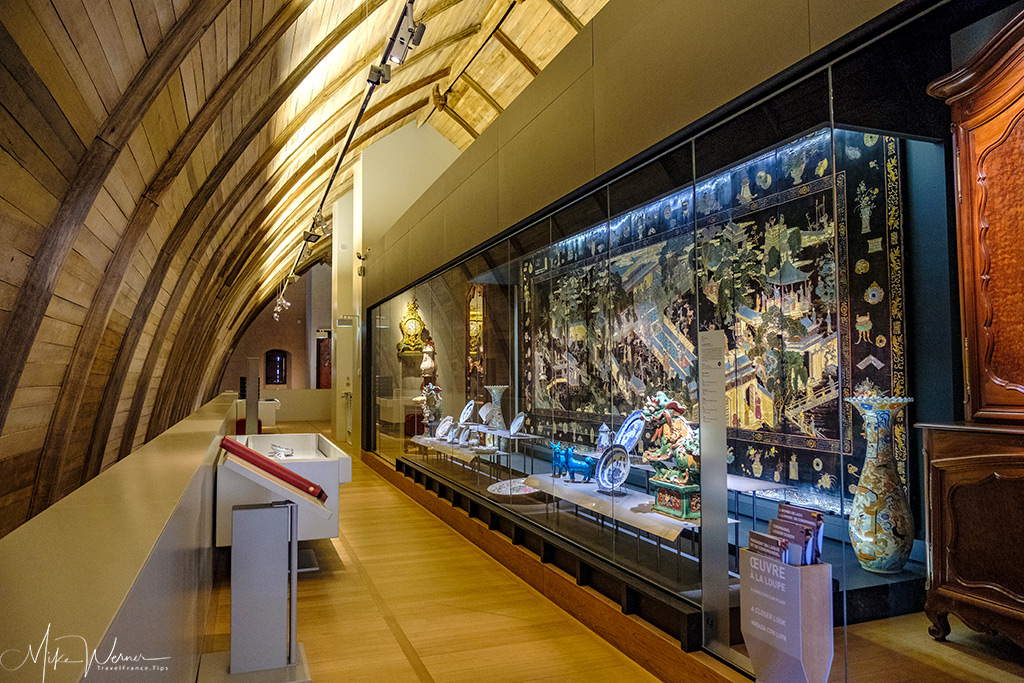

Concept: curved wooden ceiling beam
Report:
left=5, top=0, right=234, bottom=513
left=204, top=239, right=334, bottom=406
left=222, top=98, right=430, bottom=295
left=140, top=157, right=335, bottom=444
left=156, top=170, right=335, bottom=427
left=82, top=0, right=394, bottom=480
left=35, top=0, right=318, bottom=496
left=12, top=0, right=237, bottom=511
left=91, top=0, right=471, bottom=464
left=129, top=65, right=449, bottom=447
left=137, top=53, right=474, bottom=434
left=197, top=233, right=333, bottom=415
left=420, top=0, right=516, bottom=127
left=116, top=7, right=478, bottom=446
left=166, top=153, right=358, bottom=420
left=204, top=241, right=332, bottom=407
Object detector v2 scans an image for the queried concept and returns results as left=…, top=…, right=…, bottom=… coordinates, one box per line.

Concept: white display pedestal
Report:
left=235, top=399, right=281, bottom=427
left=216, top=434, right=351, bottom=546
left=739, top=548, right=833, bottom=683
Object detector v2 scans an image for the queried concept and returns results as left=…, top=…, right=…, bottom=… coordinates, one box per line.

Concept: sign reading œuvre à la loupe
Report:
left=739, top=548, right=833, bottom=683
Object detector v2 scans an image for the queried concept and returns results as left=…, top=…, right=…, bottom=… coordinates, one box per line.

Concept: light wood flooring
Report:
left=205, top=421, right=659, bottom=682
left=210, top=421, right=1024, bottom=682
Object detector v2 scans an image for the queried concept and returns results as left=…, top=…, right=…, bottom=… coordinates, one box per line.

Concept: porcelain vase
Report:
left=845, top=395, right=914, bottom=573
left=485, top=385, right=508, bottom=431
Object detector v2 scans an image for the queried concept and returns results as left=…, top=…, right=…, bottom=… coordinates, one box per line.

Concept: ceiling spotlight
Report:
left=382, top=1, right=425, bottom=67
left=314, top=209, right=331, bottom=236
left=302, top=230, right=322, bottom=243
left=367, top=63, right=391, bottom=86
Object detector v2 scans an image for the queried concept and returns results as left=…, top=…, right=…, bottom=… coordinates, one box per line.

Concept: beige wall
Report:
left=220, top=271, right=310, bottom=393
left=362, top=0, right=902, bottom=309
left=274, top=388, right=333, bottom=422
left=336, top=121, right=463, bottom=449
left=0, top=394, right=235, bottom=683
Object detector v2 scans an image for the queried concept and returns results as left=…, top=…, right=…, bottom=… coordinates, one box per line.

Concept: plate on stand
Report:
left=459, top=400, right=474, bottom=424
left=509, top=412, right=526, bottom=435
left=613, top=410, right=646, bottom=452
left=596, top=444, right=631, bottom=493
left=435, top=416, right=454, bottom=439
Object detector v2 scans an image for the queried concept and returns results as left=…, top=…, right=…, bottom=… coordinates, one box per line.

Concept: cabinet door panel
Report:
left=973, top=111, right=1024, bottom=414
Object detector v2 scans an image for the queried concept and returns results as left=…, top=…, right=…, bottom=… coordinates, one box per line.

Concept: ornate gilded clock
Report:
left=397, top=298, right=426, bottom=355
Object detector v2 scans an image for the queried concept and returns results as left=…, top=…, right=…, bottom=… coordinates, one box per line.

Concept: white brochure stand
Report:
left=739, top=548, right=833, bottom=683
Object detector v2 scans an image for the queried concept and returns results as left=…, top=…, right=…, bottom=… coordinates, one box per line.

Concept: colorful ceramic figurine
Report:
left=641, top=392, right=699, bottom=486
left=846, top=389, right=914, bottom=573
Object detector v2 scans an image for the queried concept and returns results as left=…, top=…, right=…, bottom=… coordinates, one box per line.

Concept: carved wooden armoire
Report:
left=921, top=11, right=1024, bottom=649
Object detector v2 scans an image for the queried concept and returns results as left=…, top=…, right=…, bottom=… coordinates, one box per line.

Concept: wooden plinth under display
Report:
left=652, top=479, right=701, bottom=520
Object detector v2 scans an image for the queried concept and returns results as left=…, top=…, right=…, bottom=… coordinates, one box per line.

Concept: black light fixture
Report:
left=280, top=0, right=426, bottom=304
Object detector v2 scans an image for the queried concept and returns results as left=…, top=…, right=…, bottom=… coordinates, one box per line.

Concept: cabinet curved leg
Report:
left=926, top=609, right=951, bottom=641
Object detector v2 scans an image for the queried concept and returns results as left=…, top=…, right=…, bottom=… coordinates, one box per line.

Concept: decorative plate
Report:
left=509, top=412, right=526, bottom=435
left=458, top=427, right=472, bottom=446
left=596, top=444, right=631, bottom=490
left=486, top=478, right=538, bottom=496
left=613, top=410, right=646, bottom=452
left=435, top=416, right=453, bottom=439
left=478, top=402, right=493, bottom=424
left=446, top=425, right=460, bottom=443
left=459, top=400, right=474, bottom=424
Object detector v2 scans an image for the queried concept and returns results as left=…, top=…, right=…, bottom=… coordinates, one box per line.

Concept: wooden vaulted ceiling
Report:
left=0, top=0, right=608, bottom=536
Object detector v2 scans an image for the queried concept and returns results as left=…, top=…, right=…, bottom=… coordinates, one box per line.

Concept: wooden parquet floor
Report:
left=208, top=421, right=1024, bottom=682
left=204, top=425, right=659, bottom=682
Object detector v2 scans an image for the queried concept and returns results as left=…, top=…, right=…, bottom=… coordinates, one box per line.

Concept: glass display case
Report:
left=367, top=39, right=954, bottom=678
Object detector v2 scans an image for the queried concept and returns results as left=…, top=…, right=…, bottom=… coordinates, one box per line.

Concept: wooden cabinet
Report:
left=918, top=424, right=1024, bottom=648
left=928, top=12, right=1024, bottom=423
left=921, top=14, right=1024, bottom=648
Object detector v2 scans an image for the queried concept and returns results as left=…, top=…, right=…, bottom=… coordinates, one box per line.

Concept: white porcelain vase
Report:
left=485, top=385, right=508, bottom=431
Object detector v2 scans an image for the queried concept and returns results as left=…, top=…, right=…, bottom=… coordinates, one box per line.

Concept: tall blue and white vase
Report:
left=485, top=385, right=508, bottom=431
left=845, top=395, right=914, bottom=574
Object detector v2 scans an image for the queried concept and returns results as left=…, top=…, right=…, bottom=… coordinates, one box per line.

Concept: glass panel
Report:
left=694, top=70, right=833, bottom=675
left=363, top=32, right=945, bottom=678
left=830, top=15, right=952, bottom=678
left=373, top=295, right=404, bottom=462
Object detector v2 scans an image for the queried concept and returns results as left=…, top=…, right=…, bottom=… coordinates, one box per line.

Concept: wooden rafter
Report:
left=48, top=0, right=318, bottom=493
left=0, top=0, right=231, bottom=445
left=432, top=85, right=479, bottom=138
left=108, top=13, right=479, bottom=453
left=494, top=28, right=539, bottom=76
left=419, top=0, right=517, bottom=127
left=544, top=0, right=583, bottom=31
left=0, top=0, right=608, bottom=535
left=462, top=72, right=503, bottom=112
left=84, top=0, right=393, bottom=479
left=4, top=0, right=236, bottom=513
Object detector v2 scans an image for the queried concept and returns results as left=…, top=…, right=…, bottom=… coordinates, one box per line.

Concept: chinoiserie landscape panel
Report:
left=518, top=127, right=906, bottom=513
